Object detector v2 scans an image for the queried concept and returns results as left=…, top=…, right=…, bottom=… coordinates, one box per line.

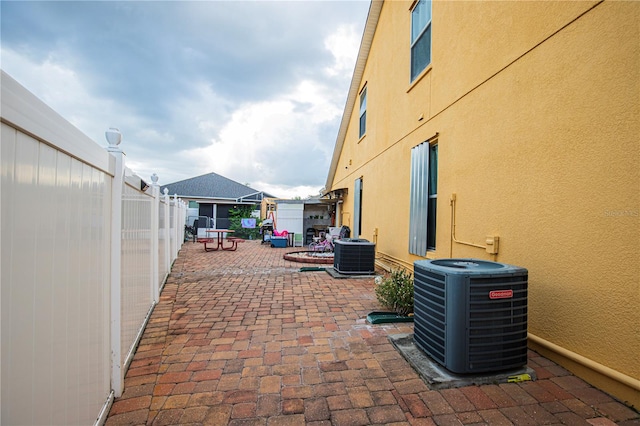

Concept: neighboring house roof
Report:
left=161, top=172, right=273, bottom=202
left=325, top=0, right=384, bottom=193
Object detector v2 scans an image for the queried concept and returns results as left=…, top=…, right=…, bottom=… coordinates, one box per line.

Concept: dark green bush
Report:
left=228, top=205, right=260, bottom=239
left=374, top=268, right=414, bottom=316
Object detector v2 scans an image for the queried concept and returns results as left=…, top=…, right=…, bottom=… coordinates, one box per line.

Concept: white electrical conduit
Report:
left=449, top=194, right=490, bottom=258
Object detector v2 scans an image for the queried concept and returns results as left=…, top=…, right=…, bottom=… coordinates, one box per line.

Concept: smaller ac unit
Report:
left=333, top=239, right=375, bottom=274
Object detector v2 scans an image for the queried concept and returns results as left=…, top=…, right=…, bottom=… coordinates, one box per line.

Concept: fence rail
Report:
left=1, top=71, right=186, bottom=425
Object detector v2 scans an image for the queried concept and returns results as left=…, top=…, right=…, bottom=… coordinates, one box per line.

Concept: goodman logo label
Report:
left=489, top=290, right=513, bottom=299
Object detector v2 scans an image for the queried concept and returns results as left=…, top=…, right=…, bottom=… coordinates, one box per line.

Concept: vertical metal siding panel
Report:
left=32, top=142, right=57, bottom=425
left=418, top=150, right=422, bottom=254
left=1, top=123, right=17, bottom=423
left=419, top=144, right=430, bottom=256
left=100, top=174, right=112, bottom=403
left=1, top=95, right=112, bottom=425
left=411, top=145, right=420, bottom=255
left=51, top=151, right=72, bottom=424
left=353, top=178, right=362, bottom=237
left=169, top=204, right=176, bottom=260
left=86, top=166, right=101, bottom=422
left=122, top=186, right=133, bottom=365
left=90, top=167, right=106, bottom=421
left=121, top=185, right=152, bottom=366
left=101, top=172, right=110, bottom=396
left=77, top=163, right=92, bottom=420
left=409, top=148, right=416, bottom=253
left=66, top=158, right=83, bottom=424
left=9, top=133, right=39, bottom=425
left=73, top=161, right=110, bottom=424
left=163, top=200, right=168, bottom=280
left=121, top=186, right=129, bottom=364
left=88, top=167, right=109, bottom=422
left=158, top=200, right=167, bottom=283
left=1, top=133, right=113, bottom=425
left=410, top=143, right=429, bottom=256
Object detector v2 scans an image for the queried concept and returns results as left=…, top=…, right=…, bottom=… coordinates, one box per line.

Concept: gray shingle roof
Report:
left=161, top=172, right=273, bottom=201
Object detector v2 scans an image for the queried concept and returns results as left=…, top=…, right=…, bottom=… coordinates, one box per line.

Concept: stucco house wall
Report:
left=326, top=0, right=639, bottom=406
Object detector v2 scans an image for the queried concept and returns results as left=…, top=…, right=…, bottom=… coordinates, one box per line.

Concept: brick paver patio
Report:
left=106, top=240, right=639, bottom=425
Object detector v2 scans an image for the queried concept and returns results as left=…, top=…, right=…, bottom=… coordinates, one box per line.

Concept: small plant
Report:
left=374, top=269, right=414, bottom=316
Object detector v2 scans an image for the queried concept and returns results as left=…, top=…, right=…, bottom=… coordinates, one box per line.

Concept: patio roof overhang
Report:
left=324, top=188, right=347, bottom=201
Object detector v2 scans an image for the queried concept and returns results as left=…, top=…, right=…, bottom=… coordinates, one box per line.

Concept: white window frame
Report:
left=359, top=87, right=367, bottom=139
left=410, top=0, right=432, bottom=82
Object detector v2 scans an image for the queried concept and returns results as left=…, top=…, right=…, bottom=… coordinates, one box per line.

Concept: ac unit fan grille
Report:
left=467, top=275, right=528, bottom=371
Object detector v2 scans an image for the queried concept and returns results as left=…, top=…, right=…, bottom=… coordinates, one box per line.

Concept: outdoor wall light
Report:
left=140, top=179, right=150, bottom=192
left=105, top=127, right=122, bottom=146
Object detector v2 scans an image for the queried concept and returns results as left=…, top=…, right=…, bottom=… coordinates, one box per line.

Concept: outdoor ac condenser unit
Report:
left=413, top=259, right=528, bottom=374
left=333, top=238, right=375, bottom=274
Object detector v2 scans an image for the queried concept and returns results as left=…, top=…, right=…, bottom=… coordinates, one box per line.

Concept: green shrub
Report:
left=374, top=268, right=414, bottom=316
left=228, top=205, right=260, bottom=239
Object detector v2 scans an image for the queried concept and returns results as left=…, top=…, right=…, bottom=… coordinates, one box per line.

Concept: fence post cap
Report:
left=105, top=128, right=122, bottom=146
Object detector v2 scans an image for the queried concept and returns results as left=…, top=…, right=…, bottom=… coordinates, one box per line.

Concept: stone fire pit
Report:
left=283, top=250, right=334, bottom=264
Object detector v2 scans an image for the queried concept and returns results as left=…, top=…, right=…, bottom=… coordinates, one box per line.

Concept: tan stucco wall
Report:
left=329, top=1, right=639, bottom=406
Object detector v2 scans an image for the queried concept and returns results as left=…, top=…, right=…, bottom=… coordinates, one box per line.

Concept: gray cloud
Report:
left=1, top=0, right=369, bottom=197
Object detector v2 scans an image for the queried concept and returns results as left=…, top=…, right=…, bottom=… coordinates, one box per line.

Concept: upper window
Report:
left=359, top=87, right=367, bottom=138
left=410, top=0, right=432, bottom=82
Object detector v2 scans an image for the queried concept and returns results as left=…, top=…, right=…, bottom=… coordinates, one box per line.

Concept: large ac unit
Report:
left=413, top=259, right=528, bottom=374
left=333, top=239, right=375, bottom=274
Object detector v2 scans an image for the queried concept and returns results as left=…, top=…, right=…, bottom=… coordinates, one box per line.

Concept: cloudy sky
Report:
left=1, top=0, right=370, bottom=198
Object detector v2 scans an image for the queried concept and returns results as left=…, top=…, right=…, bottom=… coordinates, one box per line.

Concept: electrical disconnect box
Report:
left=485, top=235, right=499, bottom=254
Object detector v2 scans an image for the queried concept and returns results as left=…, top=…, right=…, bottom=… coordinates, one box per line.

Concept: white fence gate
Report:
left=1, top=71, right=186, bottom=425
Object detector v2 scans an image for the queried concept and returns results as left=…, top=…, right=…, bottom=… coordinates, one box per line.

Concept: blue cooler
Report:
left=270, top=237, right=287, bottom=248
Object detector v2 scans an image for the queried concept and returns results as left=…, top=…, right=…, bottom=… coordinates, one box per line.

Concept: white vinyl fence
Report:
left=1, top=71, right=186, bottom=425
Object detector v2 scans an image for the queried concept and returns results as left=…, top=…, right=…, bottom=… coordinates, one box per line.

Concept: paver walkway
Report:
left=106, top=240, right=639, bottom=425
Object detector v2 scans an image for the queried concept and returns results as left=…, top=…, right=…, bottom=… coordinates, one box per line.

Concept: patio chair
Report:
left=194, top=216, right=211, bottom=242
left=293, top=233, right=304, bottom=247
left=305, top=228, right=316, bottom=245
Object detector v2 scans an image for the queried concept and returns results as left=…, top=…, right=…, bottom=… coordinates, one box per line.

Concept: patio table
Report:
left=203, top=229, right=237, bottom=251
